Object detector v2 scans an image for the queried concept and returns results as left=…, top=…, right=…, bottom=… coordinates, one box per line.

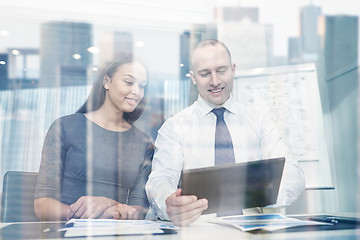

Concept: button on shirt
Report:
left=145, top=95, right=305, bottom=220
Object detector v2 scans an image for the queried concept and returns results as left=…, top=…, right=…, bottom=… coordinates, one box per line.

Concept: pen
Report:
left=43, top=227, right=61, bottom=233
left=308, top=216, right=338, bottom=224
left=43, top=222, right=72, bottom=233
left=64, top=222, right=75, bottom=228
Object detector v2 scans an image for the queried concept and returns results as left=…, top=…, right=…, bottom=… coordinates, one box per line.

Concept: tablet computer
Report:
left=180, top=157, right=285, bottom=214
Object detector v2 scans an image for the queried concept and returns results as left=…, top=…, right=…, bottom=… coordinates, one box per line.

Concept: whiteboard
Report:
left=233, top=63, right=333, bottom=189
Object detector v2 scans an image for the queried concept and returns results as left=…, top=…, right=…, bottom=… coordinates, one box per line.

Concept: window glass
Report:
left=0, top=0, right=358, bottom=221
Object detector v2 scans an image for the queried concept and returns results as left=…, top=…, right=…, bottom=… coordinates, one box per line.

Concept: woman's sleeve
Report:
left=127, top=140, right=154, bottom=208
left=34, top=119, right=66, bottom=201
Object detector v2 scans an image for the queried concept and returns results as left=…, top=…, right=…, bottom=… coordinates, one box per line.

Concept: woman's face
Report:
left=103, top=62, right=147, bottom=114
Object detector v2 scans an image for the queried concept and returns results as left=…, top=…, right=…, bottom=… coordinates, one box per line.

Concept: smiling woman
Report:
left=101, top=61, right=147, bottom=127
left=79, top=55, right=148, bottom=128
left=33, top=53, right=154, bottom=221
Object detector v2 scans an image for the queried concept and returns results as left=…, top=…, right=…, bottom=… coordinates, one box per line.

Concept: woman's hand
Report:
left=113, top=204, right=139, bottom=220
left=100, top=203, right=139, bottom=220
left=67, top=196, right=117, bottom=220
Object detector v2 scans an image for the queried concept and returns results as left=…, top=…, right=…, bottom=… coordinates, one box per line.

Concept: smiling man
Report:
left=190, top=40, right=234, bottom=106
left=146, top=39, right=305, bottom=226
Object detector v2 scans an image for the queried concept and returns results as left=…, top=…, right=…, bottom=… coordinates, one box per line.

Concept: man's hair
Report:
left=190, top=39, right=232, bottom=69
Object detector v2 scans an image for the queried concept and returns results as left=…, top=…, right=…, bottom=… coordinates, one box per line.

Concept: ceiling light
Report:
left=87, top=47, right=100, bottom=54
left=12, top=49, right=20, bottom=55
left=135, top=41, right=145, bottom=48
left=72, top=54, right=81, bottom=60
left=0, top=30, right=9, bottom=36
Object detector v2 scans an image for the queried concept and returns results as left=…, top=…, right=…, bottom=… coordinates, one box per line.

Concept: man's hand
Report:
left=165, top=189, right=208, bottom=226
left=67, top=196, right=117, bottom=220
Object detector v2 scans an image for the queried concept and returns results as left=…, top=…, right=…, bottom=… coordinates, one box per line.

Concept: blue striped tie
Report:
left=212, top=107, right=235, bottom=165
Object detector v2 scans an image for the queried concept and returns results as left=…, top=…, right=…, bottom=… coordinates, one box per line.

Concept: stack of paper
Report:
left=209, top=213, right=331, bottom=232
left=59, top=219, right=178, bottom=237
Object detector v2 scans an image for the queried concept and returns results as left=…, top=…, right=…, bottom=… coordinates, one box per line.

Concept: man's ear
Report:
left=189, top=71, right=196, bottom=85
left=232, top=63, right=236, bottom=78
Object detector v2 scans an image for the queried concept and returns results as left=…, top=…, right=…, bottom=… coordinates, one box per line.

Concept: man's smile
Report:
left=209, top=87, right=224, bottom=94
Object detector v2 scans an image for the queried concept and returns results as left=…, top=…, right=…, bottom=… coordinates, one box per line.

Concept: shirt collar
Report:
left=196, top=95, right=237, bottom=116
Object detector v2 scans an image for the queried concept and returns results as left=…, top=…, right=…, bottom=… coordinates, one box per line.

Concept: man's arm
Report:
left=258, top=112, right=305, bottom=206
left=146, top=118, right=184, bottom=220
left=146, top=118, right=208, bottom=225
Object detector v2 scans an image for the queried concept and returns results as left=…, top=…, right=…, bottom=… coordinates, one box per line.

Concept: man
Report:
left=146, top=39, right=305, bottom=226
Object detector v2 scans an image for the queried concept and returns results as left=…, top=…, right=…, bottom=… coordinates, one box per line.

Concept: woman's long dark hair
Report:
left=77, top=53, right=148, bottom=124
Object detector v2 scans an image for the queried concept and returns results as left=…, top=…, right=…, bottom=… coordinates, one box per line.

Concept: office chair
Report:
left=1, top=171, right=39, bottom=222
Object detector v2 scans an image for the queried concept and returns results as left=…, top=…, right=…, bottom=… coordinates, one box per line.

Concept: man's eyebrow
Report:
left=216, top=66, right=228, bottom=70
left=198, top=69, right=210, bottom=74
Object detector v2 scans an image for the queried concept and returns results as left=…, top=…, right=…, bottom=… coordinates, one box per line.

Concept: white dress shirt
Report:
left=146, top=95, right=305, bottom=220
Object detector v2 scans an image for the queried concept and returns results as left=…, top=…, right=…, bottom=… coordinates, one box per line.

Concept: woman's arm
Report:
left=34, top=197, right=69, bottom=221
left=34, top=119, right=67, bottom=221
left=127, top=141, right=154, bottom=219
left=35, top=196, right=129, bottom=221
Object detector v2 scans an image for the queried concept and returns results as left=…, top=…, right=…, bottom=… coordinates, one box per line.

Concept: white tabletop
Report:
left=1, top=214, right=360, bottom=240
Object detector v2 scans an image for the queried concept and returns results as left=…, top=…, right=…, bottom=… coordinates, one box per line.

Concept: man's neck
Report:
left=198, top=95, right=232, bottom=109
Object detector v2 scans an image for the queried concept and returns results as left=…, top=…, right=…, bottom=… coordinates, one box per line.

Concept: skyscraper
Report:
left=179, top=24, right=217, bottom=103
left=215, top=6, right=259, bottom=22
left=288, top=37, right=302, bottom=64
left=99, top=31, right=133, bottom=67
left=0, top=53, right=8, bottom=89
left=40, top=21, right=93, bottom=87
left=318, top=15, right=358, bottom=212
left=218, top=21, right=273, bottom=70
left=179, top=31, right=191, bottom=80
left=216, top=6, right=273, bottom=70
left=180, top=6, right=274, bottom=103
left=179, top=24, right=217, bottom=79
left=6, top=48, right=39, bottom=89
left=300, top=5, right=322, bottom=56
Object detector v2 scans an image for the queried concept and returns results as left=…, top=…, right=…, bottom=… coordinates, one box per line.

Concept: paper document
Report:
left=209, top=213, right=331, bottom=232
left=61, top=219, right=178, bottom=237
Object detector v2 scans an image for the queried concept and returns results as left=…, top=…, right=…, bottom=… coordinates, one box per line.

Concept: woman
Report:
left=34, top=54, right=153, bottom=221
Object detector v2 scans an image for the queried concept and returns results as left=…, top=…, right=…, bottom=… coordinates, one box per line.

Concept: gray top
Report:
left=34, top=113, right=153, bottom=208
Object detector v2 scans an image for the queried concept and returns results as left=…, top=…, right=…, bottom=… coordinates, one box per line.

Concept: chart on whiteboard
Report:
left=233, top=64, right=323, bottom=162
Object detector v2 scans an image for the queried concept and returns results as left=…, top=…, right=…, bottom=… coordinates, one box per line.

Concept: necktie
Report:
left=212, top=107, right=235, bottom=165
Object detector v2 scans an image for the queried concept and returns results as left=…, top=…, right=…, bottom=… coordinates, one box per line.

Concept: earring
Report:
left=103, top=75, right=110, bottom=90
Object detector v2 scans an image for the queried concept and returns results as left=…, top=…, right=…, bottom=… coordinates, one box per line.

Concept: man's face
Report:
left=190, top=44, right=235, bottom=106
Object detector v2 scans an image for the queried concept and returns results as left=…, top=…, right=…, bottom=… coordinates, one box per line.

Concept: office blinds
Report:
left=0, top=85, right=91, bottom=187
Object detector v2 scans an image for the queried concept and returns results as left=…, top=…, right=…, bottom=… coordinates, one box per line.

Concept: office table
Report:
left=1, top=214, right=359, bottom=240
